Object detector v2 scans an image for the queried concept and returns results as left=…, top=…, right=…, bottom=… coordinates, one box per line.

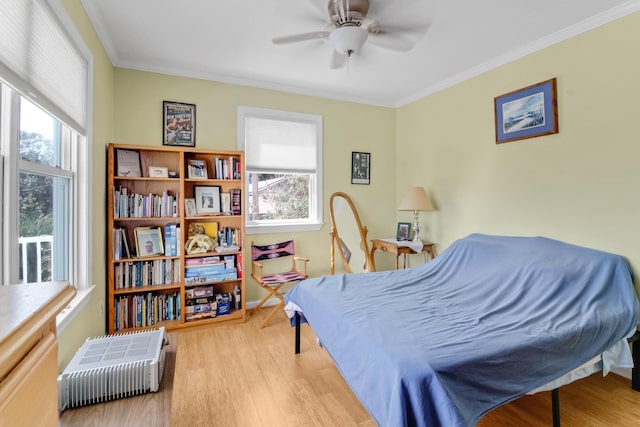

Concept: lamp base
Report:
left=412, top=210, right=422, bottom=243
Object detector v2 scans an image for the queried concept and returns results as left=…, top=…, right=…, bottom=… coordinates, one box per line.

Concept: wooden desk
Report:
left=370, top=239, right=436, bottom=271
left=0, top=282, right=76, bottom=427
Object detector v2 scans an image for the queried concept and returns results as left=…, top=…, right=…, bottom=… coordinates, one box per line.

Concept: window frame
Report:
left=0, top=0, right=95, bottom=331
left=237, top=106, right=323, bottom=234
left=2, top=89, right=92, bottom=288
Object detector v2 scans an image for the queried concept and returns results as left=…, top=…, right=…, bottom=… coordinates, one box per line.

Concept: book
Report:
left=185, top=256, right=221, bottom=266
left=121, top=229, right=131, bottom=259
left=221, top=192, right=231, bottom=214
left=223, top=255, right=235, bottom=270
left=184, top=270, right=238, bottom=286
left=185, top=264, right=230, bottom=276
left=176, top=226, right=181, bottom=256
left=164, top=223, right=178, bottom=256
left=230, top=189, right=241, bottom=215
left=113, top=228, right=121, bottom=260
left=236, top=251, right=243, bottom=278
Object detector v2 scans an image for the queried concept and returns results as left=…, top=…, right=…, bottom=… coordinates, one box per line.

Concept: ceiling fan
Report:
left=272, top=0, right=431, bottom=69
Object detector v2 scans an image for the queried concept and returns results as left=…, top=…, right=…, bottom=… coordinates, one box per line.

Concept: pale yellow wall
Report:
left=57, top=0, right=114, bottom=368
left=113, top=68, right=397, bottom=301
left=397, top=11, right=640, bottom=294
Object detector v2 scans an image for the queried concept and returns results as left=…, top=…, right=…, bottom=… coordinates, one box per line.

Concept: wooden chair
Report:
left=250, top=240, right=309, bottom=328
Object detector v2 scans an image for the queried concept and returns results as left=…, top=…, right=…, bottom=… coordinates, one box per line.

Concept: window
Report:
left=1, top=86, right=90, bottom=289
left=0, top=0, right=93, bottom=329
left=19, top=98, right=71, bottom=283
left=238, top=106, right=323, bottom=233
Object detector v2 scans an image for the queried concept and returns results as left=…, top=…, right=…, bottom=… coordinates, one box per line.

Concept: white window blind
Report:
left=0, top=0, right=88, bottom=134
left=244, top=114, right=319, bottom=174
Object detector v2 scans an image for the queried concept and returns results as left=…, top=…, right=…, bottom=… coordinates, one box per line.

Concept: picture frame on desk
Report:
left=195, top=185, right=221, bottom=215
left=115, top=148, right=141, bottom=177
left=134, top=226, right=164, bottom=257
left=396, top=222, right=412, bottom=241
left=163, top=100, right=196, bottom=147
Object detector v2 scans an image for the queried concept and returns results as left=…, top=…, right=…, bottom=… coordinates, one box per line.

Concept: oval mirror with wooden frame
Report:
left=329, top=192, right=373, bottom=274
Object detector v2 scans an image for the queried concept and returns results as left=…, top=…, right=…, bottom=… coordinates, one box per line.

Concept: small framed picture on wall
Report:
left=351, top=152, right=370, bottom=185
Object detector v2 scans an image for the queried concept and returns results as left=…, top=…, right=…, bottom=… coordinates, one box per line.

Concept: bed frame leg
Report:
left=551, top=388, right=560, bottom=427
left=295, top=312, right=301, bottom=354
left=630, top=330, right=640, bottom=391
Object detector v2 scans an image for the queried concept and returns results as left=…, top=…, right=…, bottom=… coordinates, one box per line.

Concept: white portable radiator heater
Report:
left=58, top=327, right=167, bottom=411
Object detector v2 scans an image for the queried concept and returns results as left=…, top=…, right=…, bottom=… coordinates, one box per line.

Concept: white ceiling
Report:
left=81, top=0, right=640, bottom=107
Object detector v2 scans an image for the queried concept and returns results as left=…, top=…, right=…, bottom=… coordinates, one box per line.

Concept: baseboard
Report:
left=246, top=296, right=281, bottom=310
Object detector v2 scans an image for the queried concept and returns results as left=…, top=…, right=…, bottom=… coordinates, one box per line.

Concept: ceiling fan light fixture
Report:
left=329, top=26, right=368, bottom=56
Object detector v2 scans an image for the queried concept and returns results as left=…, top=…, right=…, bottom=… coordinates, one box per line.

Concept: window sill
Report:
left=245, top=222, right=323, bottom=234
left=56, top=284, right=95, bottom=334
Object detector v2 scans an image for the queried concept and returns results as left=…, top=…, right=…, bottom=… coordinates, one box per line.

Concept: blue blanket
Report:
left=285, top=234, right=640, bottom=426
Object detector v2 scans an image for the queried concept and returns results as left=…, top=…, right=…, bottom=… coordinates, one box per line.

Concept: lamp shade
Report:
left=398, top=186, right=434, bottom=211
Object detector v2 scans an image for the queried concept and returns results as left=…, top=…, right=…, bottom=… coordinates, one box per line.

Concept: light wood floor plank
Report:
left=60, top=309, right=640, bottom=426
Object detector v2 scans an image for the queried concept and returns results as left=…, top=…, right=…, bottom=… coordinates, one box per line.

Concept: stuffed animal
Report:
left=185, top=233, right=217, bottom=254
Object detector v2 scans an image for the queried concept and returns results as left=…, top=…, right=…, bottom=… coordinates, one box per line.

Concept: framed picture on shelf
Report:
left=194, top=185, right=221, bottom=215
left=396, top=222, right=412, bottom=241
left=134, top=226, right=164, bottom=257
left=494, top=78, right=558, bottom=144
left=163, top=100, right=196, bottom=147
left=148, top=166, right=169, bottom=178
left=188, top=159, right=208, bottom=179
left=351, top=151, right=370, bottom=185
left=184, top=198, right=197, bottom=217
left=115, top=149, right=142, bottom=177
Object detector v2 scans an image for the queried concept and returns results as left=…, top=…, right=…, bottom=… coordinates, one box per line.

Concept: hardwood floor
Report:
left=60, top=309, right=640, bottom=426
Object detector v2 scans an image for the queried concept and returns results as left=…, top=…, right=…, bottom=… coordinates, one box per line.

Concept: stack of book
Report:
left=114, top=291, right=181, bottom=331
left=213, top=156, right=241, bottom=180
left=113, top=187, right=178, bottom=218
left=185, top=286, right=216, bottom=321
left=184, top=257, right=237, bottom=286
left=113, top=259, right=180, bottom=288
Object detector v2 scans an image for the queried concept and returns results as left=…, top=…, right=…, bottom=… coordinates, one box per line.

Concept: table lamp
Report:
left=398, top=186, right=434, bottom=243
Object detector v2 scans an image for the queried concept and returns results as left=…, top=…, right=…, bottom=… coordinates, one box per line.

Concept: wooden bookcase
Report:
left=107, top=143, right=246, bottom=333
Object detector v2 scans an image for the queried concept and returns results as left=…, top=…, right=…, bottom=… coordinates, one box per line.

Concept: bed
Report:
left=284, top=234, right=640, bottom=427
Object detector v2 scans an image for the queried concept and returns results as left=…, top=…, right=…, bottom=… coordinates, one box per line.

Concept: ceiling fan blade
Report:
left=367, top=32, right=416, bottom=52
left=367, top=0, right=424, bottom=20
left=272, top=31, right=330, bottom=45
left=365, top=16, right=432, bottom=52
left=329, top=49, right=347, bottom=69
left=376, top=18, right=432, bottom=39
